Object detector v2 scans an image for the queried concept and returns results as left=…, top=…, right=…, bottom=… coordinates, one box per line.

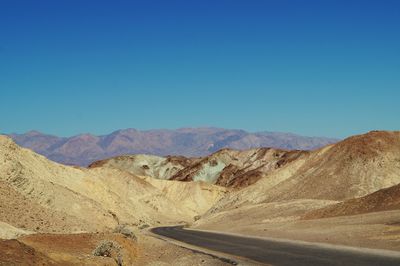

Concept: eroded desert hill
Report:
left=259, top=130, right=400, bottom=201
left=89, top=154, right=196, bottom=180
left=221, top=130, right=400, bottom=204
left=86, top=130, right=400, bottom=240
left=185, top=131, right=400, bottom=253
left=2, top=130, right=400, bottom=262
left=0, top=135, right=225, bottom=236
left=90, top=131, right=400, bottom=200
left=192, top=131, right=400, bottom=230
left=88, top=131, right=400, bottom=216
left=303, top=182, right=400, bottom=219
left=90, top=148, right=308, bottom=188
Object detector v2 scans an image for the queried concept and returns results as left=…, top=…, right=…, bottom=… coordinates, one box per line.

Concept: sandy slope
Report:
left=89, top=154, right=196, bottom=180
left=0, top=231, right=232, bottom=266
left=259, top=131, right=400, bottom=201
left=192, top=131, right=400, bottom=251
left=2, top=131, right=400, bottom=262
left=303, top=183, right=400, bottom=219
left=0, top=136, right=224, bottom=234
left=0, top=222, right=33, bottom=240
left=0, top=135, right=231, bottom=264
left=194, top=209, right=400, bottom=251
left=203, top=131, right=400, bottom=215
left=140, top=176, right=227, bottom=215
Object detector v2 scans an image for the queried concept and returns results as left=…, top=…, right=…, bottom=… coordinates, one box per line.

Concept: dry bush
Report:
left=113, top=224, right=137, bottom=242
left=93, top=240, right=123, bottom=265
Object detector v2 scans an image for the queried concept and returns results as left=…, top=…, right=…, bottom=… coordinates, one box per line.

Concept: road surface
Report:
left=151, top=226, right=400, bottom=266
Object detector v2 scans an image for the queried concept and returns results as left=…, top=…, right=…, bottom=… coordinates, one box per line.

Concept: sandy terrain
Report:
left=0, top=231, right=232, bottom=266
left=0, top=135, right=226, bottom=234
left=0, top=232, right=137, bottom=265
left=201, top=131, right=400, bottom=218
left=0, top=135, right=232, bottom=264
left=0, top=222, right=33, bottom=240
left=140, top=176, right=227, bottom=215
left=304, top=183, right=400, bottom=219
left=194, top=210, right=400, bottom=252
left=191, top=132, right=400, bottom=252
left=1, top=131, right=400, bottom=264
left=134, top=234, right=233, bottom=266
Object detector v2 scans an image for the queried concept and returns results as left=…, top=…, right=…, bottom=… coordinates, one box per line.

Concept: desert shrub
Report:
left=93, top=240, right=121, bottom=257
left=138, top=224, right=149, bottom=230
left=113, top=224, right=137, bottom=241
left=93, top=240, right=123, bottom=265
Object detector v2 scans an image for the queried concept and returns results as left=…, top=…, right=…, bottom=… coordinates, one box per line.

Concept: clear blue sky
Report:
left=1, top=0, right=399, bottom=138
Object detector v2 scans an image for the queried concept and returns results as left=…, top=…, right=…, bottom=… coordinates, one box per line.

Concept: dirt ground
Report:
left=195, top=210, right=400, bottom=252
left=133, top=233, right=233, bottom=266
left=0, top=231, right=233, bottom=266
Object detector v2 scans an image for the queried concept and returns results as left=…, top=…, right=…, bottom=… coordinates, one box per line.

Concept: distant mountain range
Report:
left=5, top=128, right=338, bottom=166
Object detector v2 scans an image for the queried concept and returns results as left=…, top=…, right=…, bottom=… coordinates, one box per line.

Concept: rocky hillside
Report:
left=90, top=148, right=308, bottom=188
left=258, top=130, right=400, bottom=201
left=303, top=182, right=400, bottom=219
left=89, top=154, right=195, bottom=180
left=91, top=131, right=400, bottom=197
left=7, top=128, right=337, bottom=166
left=0, top=136, right=225, bottom=235
left=194, top=131, right=400, bottom=229
left=2, top=130, right=400, bottom=262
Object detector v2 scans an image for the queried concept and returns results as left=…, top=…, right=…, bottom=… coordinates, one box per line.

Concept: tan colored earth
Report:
left=1, top=131, right=400, bottom=264
left=0, top=231, right=231, bottom=266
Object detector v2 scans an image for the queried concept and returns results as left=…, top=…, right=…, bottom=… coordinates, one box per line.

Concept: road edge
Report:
left=147, top=227, right=266, bottom=266
left=184, top=226, right=400, bottom=259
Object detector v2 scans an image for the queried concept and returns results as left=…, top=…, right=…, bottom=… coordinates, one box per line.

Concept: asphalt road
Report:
left=151, top=226, right=400, bottom=266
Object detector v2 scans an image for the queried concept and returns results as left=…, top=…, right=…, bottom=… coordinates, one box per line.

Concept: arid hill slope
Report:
left=91, top=131, right=400, bottom=197
left=2, top=131, right=400, bottom=260
left=191, top=131, right=400, bottom=252
left=89, top=154, right=196, bottom=180
left=303, top=182, right=400, bottom=219
left=91, top=148, right=307, bottom=189
left=262, top=130, right=400, bottom=201
left=169, top=148, right=307, bottom=188
left=196, top=131, right=400, bottom=228
left=0, top=136, right=225, bottom=234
